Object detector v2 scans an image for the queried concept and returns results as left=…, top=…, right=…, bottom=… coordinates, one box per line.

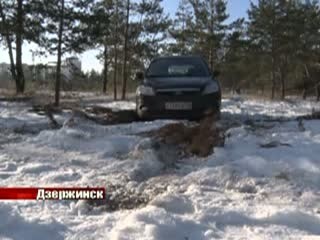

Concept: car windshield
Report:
left=146, top=58, right=210, bottom=78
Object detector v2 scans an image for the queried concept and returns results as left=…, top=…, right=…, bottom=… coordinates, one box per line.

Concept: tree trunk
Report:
left=121, top=0, right=130, bottom=100
left=209, top=0, right=215, bottom=71
left=113, top=50, right=118, bottom=101
left=0, top=0, right=17, bottom=86
left=279, top=62, right=287, bottom=100
left=271, top=70, right=276, bottom=100
left=271, top=55, right=276, bottom=100
left=113, top=0, right=119, bottom=101
left=302, top=87, right=307, bottom=100
left=302, top=64, right=310, bottom=100
left=103, top=44, right=108, bottom=94
left=271, top=81, right=276, bottom=99
left=280, top=73, right=285, bottom=100
left=15, top=0, right=25, bottom=93
left=55, top=0, right=65, bottom=107
left=270, top=12, right=277, bottom=100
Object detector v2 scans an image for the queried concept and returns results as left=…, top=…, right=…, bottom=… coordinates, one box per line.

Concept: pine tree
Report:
left=112, top=0, right=121, bottom=100
left=136, top=0, right=170, bottom=64
left=43, top=0, right=95, bottom=106
left=121, top=0, right=130, bottom=100
left=171, top=0, right=228, bottom=70
left=0, top=0, right=45, bottom=93
left=248, top=0, right=284, bottom=99
left=295, top=0, right=320, bottom=99
left=223, top=18, right=250, bottom=93
left=169, top=0, right=194, bottom=55
left=0, top=0, right=17, bottom=88
left=204, top=0, right=229, bottom=70
left=247, top=0, right=320, bottom=99
left=90, top=0, right=113, bottom=94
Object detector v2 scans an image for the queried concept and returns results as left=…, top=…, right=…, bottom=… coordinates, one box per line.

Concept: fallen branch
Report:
left=0, top=96, right=32, bottom=102
left=297, top=110, right=320, bottom=121
left=259, top=141, right=291, bottom=148
left=44, top=105, right=62, bottom=129
left=31, top=104, right=62, bottom=115
left=84, top=106, right=138, bottom=124
left=65, top=107, right=138, bottom=126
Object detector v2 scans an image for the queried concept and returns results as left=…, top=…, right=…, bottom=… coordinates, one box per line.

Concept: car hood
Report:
left=145, top=77, right=211, bottom=90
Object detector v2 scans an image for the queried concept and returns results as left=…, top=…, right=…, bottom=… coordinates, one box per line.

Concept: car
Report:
left=135, top=56, right=221, bottom=120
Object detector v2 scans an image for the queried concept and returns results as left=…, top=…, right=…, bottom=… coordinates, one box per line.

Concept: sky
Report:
left=0, top=0, right=253, bottom=73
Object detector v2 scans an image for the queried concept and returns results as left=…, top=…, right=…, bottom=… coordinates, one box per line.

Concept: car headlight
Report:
left=136, top=85, right=155, bottom=96
left=202, top=81, right=220, bottom=95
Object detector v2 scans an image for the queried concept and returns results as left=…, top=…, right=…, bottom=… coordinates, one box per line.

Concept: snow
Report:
left=0, top=202, right=66, bottom=240
left=222, top=97, right=319, bottom=118
left=94, top=101, right=136, bottom=111
left=0, top=97, right=320, bottom=239
left=0, top=101, right=48, bottom=131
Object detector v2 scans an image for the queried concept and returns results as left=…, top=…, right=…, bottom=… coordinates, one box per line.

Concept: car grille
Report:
left=156, top=89, right=201, bottom=97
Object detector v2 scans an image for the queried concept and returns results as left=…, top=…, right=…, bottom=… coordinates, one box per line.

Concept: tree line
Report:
left=0, top=0, right=319, bottom=106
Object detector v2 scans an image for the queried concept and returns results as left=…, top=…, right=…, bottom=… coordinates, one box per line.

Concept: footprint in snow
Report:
left=49, top=172, right=82, bottom=183
left=0, top=172, right=14, bottom=179
left=19, top=164, right=56, bottom=174
left=0, top=162, right=17, bottom=172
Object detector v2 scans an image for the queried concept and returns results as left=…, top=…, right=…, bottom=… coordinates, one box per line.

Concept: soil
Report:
left=147, top=115, right=225, bottom=157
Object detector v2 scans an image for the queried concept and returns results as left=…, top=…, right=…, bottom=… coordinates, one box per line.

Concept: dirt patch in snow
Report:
left=31, top=104, right=138, bottom=126
left=146, top=115, right=225, bottom=157
left=84, top=106, right=138, bottom=124
left=87, top=181, right=168, bottom=212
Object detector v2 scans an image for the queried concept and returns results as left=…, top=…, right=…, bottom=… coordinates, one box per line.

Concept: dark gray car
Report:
left=135, top=56, right=221, bottom=120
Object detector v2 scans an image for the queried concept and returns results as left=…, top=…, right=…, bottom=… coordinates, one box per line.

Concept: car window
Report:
left=146, top=58, right=210, bottom=78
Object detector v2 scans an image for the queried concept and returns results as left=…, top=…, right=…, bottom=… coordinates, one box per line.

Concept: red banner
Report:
left=0, top=187, right=106, bottom=200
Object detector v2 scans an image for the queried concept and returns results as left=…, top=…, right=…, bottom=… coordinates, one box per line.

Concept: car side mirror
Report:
left=135, top=71, right=144, bottom=81
left=212, top=70, right=221, bottom=78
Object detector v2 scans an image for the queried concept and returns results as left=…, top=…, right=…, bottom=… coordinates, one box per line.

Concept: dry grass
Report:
left=148, top=115, right=225, bottom=157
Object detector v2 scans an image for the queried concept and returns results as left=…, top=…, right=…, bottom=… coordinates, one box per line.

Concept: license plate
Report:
left=165, top=102, right=192, bottom=110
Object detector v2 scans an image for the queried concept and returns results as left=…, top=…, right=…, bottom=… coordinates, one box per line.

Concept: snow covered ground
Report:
left=0, top=97, right=320, bottom=239
left=93, top=101, right=136, bottom=111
